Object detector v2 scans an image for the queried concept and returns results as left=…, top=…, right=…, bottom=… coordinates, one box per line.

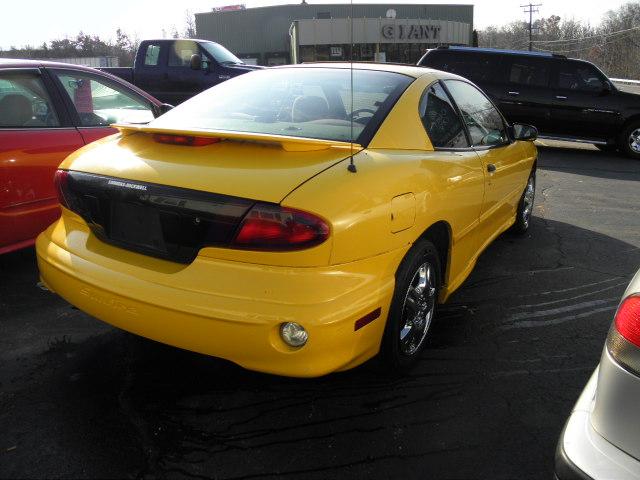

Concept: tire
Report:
left=381, top=238, right=441, bottom=371
left=618, top=121, right=640, bottom=159
left=595, top=144, right=617, bottom=153
left=511, top=171, right=536, bottom=234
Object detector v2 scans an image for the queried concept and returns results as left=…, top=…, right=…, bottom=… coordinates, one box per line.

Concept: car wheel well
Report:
left=418, top=221, right=451, bottom=289
left=622, top=115, right=640, bottom=131
left=617, top=117, right=640, bottom=158
left=619, top=116, right=640, bottom=142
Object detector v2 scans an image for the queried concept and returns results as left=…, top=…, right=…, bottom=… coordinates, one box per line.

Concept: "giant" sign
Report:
left=382, top=24, right=441, bottom=41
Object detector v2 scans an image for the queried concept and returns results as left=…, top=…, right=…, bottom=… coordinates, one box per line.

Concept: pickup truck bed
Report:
left=101, top=67, right=133, bottom=83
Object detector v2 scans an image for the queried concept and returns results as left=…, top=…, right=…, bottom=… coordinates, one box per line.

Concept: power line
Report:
left=521, top=3, right=542, bottom=51
left=531, top=30, right=639, bottom=54
left=531, top=25, right=640, bottom=44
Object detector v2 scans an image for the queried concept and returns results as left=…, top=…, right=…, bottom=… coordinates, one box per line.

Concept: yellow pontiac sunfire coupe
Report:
left=36, top=63, right=537, bottom=377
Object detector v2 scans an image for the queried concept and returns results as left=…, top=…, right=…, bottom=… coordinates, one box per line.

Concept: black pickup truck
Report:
left=101, top=39, right=263, bottom=105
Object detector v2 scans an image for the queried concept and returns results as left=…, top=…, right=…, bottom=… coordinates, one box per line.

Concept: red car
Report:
left=0, top=59, right=165, bottom=254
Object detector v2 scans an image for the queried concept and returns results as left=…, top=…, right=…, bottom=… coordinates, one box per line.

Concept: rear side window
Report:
left=556, top=61, right=605, bottom=92
left=0, top=72, right=60, bottom=128
left=144, top=44, right=161, bottom=66
left=419, top=82, right=468, bottom=148
left=421, top=51, right=501, bottom=83
left=53, top=71, right=154, bottom=126
left=508, top=58, right=550, bottom=87
left=444, top=80, right=508, bottom=147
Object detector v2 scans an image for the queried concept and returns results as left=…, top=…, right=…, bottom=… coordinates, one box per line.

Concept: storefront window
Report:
left=298, top=42, right=432, bottom=64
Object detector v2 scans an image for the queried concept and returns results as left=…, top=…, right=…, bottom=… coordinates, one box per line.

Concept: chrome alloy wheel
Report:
left=629, top=128, right=640, bottom=154
left=522, top=175, right=535, bottom=228
left=399, top=262, right=436, bottom=355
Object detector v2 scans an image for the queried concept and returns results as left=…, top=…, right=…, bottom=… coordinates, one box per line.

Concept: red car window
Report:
left=54, top=70, right=155, bottom=127
left=0, top=71, right=60, bottom=128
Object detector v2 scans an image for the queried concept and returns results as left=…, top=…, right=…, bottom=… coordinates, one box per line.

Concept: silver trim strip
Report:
left=538, top=135, right=608, bottom=146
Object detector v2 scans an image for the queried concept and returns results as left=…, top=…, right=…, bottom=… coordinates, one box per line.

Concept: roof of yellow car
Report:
left=274, top=62, right=439, bottom=79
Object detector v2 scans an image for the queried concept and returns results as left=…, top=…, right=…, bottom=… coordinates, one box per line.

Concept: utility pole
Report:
left=521, top=3, right=542, bottom=51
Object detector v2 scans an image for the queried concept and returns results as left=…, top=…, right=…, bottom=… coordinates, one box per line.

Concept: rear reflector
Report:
left=232, top=203, right=329, bottom=251
left=153, top=134, right=221, bottom=146
left=615, top=295, right=640, bottom=347
left=354, top=308, right=382, bottom=331
left=54, top=169, right=70, bottom=208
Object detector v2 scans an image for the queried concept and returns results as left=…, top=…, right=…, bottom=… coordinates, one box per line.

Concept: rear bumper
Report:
left=36, top=218, right=404, bottom=377
left=555, top=367, right=640, bottom=480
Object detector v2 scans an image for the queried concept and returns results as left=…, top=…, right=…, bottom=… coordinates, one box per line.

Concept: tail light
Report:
left=54, top=169, right=70, bottom=208
left=607, top=294, right=640, bottom=375
left=232, top=203, right=329, bottom=250
left=153, top=134, right=220, bottom=146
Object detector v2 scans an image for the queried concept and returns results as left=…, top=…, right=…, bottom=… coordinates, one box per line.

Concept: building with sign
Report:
left=195, top=3, right=474, bottom=66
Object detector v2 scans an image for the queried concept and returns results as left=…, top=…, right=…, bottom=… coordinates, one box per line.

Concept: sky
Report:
left=0, top=0, right=632, bottom=50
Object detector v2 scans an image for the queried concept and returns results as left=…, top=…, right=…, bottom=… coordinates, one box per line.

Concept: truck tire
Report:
left=618, top=120, right=640, bottom=159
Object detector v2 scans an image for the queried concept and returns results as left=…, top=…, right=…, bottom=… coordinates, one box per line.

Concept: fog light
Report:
left=280, top=322, right=308, bottom=347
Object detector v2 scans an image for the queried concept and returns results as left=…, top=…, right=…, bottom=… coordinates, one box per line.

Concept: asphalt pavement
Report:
left=2, top=142, right=640, bottom=480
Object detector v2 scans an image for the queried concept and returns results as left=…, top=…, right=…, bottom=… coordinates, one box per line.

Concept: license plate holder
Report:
left=110, top=202, right=167, bottom=253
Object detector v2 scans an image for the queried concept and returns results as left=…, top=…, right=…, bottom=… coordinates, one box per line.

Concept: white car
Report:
left=555, top=269, right=640, bottom=479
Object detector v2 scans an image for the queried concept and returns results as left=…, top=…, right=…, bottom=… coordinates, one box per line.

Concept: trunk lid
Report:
left=60, top=125, right=359, bottom=204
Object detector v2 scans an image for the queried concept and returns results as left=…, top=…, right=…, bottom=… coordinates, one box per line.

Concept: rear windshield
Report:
left=150, top=68, right=413, bottom=143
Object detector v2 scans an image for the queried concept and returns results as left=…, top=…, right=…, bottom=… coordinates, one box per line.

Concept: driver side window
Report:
left=168, top=40, right=199, bottom=67
left=556, top=61, right=605, bottom=92
left=444, top=80, right=508, bottom=147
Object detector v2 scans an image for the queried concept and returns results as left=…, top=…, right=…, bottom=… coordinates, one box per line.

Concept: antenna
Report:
left=347, top=0, right=357, bottom=173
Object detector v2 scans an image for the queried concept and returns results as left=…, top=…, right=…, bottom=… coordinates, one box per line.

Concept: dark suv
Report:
left=418, top=46, right=640, bottom=159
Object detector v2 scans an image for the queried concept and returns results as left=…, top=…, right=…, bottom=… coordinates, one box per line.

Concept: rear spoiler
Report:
left=111, top=123, right=363, bottom=153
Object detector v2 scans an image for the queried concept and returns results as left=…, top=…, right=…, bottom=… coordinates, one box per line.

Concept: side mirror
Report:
left=602, top=81, right=613, bottom=94
left=190, top=54, right=202, bottom=71
left=155, top=103, right=174, bottom=117
left=511, top=123, right=538, bottom=142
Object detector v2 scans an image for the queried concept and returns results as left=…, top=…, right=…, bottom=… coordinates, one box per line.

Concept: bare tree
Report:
left=477, top=2, right=640, bottom=78
left=184, top=10, right=197, bottom=39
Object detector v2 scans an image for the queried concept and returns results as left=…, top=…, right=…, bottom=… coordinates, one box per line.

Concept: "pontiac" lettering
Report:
left=107, top=179, right=147, bottom=191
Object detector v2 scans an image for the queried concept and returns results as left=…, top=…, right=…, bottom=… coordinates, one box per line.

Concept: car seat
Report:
left=0, top=94, right=34, bottom=126
left=291, top=95, right=329, bottom=122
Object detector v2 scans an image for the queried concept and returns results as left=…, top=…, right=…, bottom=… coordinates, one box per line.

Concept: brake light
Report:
left=153, top=134, right=220, bottom=146
left=615, top=295, right=640, bottom=347
left=608, top=294, right=640, bottom=375
left=54, top=169, right=70, bottom=208
left=232, top=204, right=329, bottom=250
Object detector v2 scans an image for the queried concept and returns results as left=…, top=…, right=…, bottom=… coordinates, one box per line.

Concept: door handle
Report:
left=487, top=163, right=496, bottom=173
left=556, top=95, right=567, bottom=100
left=508, top=91, right=520, bottom=96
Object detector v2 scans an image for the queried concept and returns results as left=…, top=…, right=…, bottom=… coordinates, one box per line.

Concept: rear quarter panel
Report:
left=281, top=147, right=486, bottom=300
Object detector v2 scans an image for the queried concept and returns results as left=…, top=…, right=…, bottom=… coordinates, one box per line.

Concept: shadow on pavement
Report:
left=3, top=215, right=640, bottom=480
left=537, top=145, right=640, bottom=181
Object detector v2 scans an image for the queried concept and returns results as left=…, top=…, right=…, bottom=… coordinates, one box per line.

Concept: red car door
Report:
left=0, top=69, right=85, bottom=254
